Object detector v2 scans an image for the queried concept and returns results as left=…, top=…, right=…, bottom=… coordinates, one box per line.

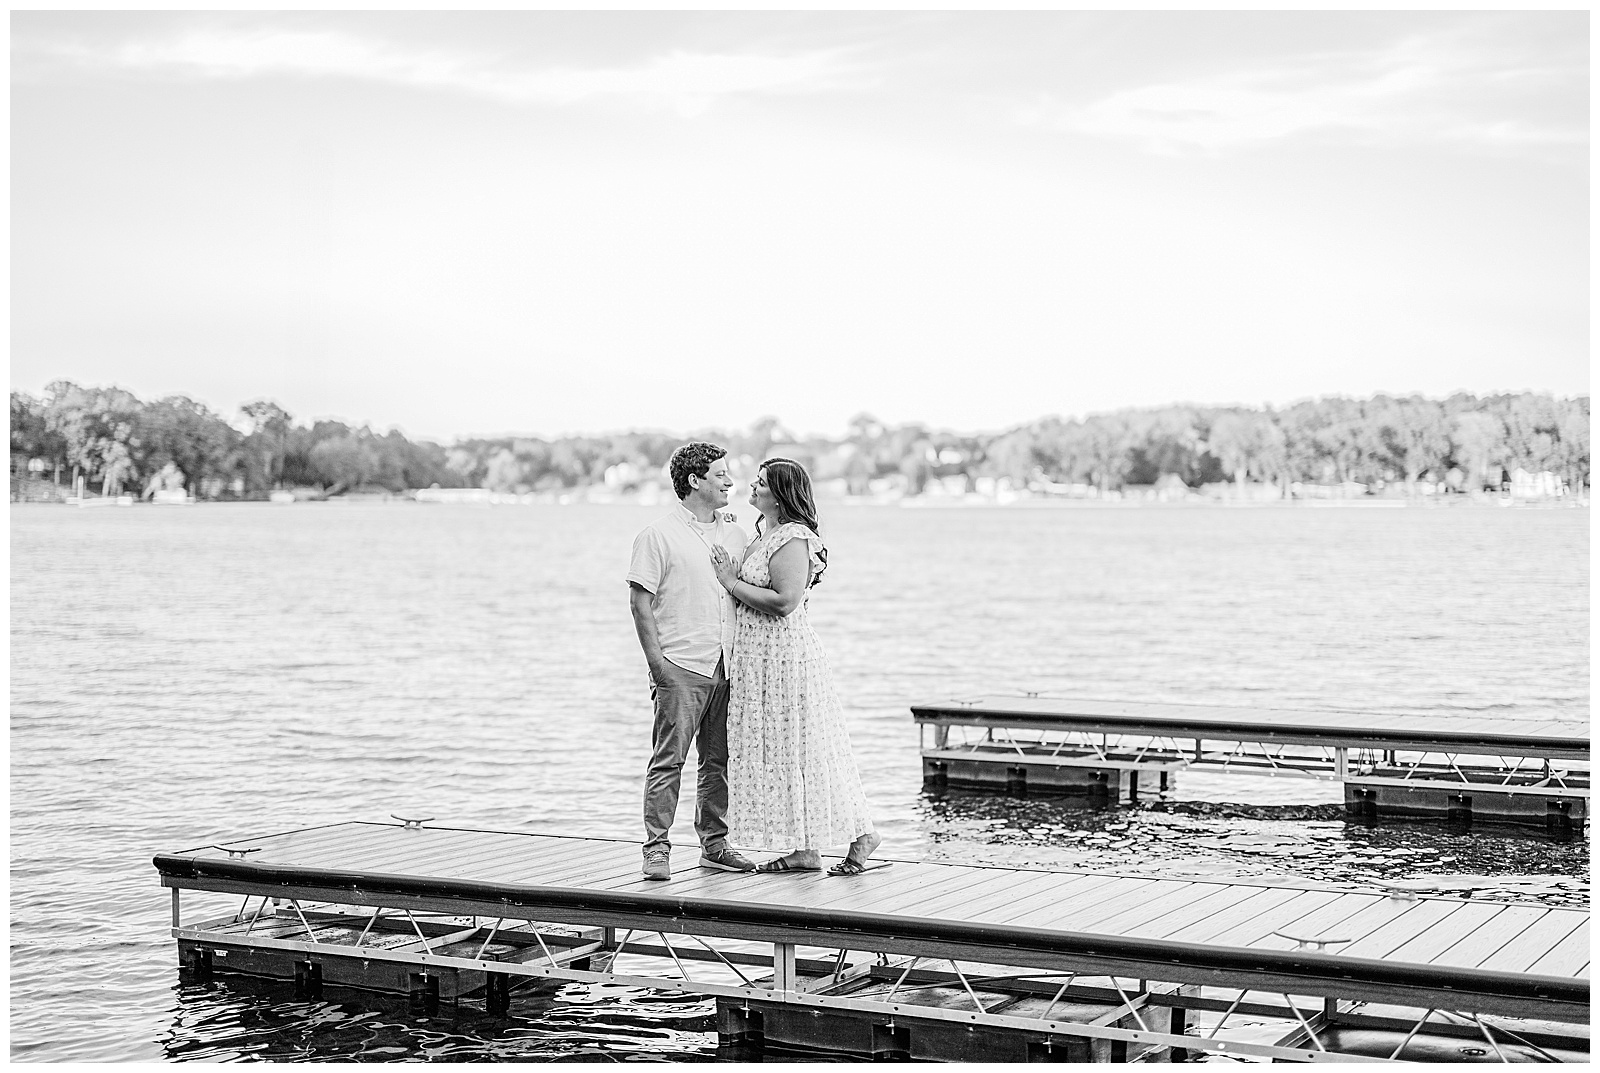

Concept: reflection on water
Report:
left=9, top=502, right=1588, bottom=1061
left=162, top=975, right=724, bottom=1062
left=917, top=791, right=1590, bottom=905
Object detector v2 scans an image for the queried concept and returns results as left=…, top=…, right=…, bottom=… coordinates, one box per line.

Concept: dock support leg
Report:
left=1547, top=800, right=1574, bottom=841
left=717, top=1000, right=764, bottom=1047
left=772, top=943, right=797, bottom=994
left=171, top=888, right=180, bottom=928
left=871, top=1022, right=909, bottom=1059
left=182, top=945, right=213, bottom=980
left=485, top=972, right=511, bottom=1014
left=586, top=925, right=615, bottom=970
left=1168, top=984, right=1201, bottom=1062
left=1347, top=786, right=1377, bottom=822
left=409, top=972, right=439, bottom=1015
left=294, top=960, right=322, bottom=999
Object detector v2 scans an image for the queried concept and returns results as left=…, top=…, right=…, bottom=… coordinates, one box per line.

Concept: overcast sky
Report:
left=11, top=11, right=1588, bottom=442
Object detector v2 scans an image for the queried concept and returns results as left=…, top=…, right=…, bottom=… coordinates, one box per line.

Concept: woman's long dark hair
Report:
left=757, top=456, right=827, bottom=586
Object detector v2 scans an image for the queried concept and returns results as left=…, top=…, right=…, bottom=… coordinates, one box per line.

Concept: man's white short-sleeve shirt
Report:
left=627, top=503, right=749, bottom=677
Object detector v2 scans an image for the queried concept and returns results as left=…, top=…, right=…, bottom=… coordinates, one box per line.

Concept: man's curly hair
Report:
left=669, top=442, right=728, bottom=500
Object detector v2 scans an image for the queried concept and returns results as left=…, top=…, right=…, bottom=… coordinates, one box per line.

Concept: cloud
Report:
left=28, top=26, right=866, bottom=117
left=1021, top=29, right=1585, bottom=154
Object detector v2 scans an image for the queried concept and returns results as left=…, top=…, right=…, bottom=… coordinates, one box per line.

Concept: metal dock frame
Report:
left=913, top=696, right=1590, bottom=828
left=157, top=850, right=1589, bottom=1063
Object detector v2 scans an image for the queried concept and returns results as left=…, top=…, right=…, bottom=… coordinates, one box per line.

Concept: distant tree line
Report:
left=968, top=393, right=1591, bottom=497
left=8, top=381, right=1589, bottom=500
left=9, top=382, right=462, bottom=497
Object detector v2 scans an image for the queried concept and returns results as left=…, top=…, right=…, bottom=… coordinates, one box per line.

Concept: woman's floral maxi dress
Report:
left=727, top=522, right=875, bottom=851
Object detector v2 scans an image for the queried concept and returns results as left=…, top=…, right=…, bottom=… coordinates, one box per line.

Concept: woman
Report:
left=709, top=458, right=880, bottom=875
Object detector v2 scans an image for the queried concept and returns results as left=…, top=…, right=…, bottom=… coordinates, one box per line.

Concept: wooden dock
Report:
left=913, top=696, right=1590, bottom=828
left=155, top=821, right=1590, bottom=1062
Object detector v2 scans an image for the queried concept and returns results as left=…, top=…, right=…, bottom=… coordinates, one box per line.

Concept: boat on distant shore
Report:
left=151, top=489, right=193, bottom=505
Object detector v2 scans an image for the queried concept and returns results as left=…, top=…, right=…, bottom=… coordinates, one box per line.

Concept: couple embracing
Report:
left=627, top=442, right=880, bottom=881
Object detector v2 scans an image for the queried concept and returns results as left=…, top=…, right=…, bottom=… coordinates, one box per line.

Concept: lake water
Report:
left=9, top=500, right=1589, bottom=1061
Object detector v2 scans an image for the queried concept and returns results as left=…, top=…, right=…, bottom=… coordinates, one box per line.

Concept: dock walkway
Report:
left=913, top=696, right=1590, bottom=827
left=156, top=821, right=1589, bottom=1062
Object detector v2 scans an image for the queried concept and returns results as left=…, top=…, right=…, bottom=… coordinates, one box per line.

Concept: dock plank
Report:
left=512, top=837, right=647, bottom=881
left=578, top=862, right=753, bottom=897
left=886, top=865, right=1060, bottom=920
left=1116, top=883, right=1268, bottom=941
left=751, top=866, right=956, bottom=911
left=271, top=826, right=512, bottom=869
left=560, top=861, right=692, bottom=895
left=181, top=820, right=363, bottom=856
left=942, top=871, right=1082, bottom=922
left=212, top=826, right=436, bottom=872
left=1011, top=876, right=1176, bottom=932
left=1311, top=897, right=1442, bottom=952
left=291, top=832, right=604, bottom=891
left=1162, top=886, right=1311, bottom=945
left=781, top=863, right=953, bottom=912
left=835, top=862, right=1058, bottom=914
left=1477, top=911, right=1587, bottom=975
left=469, top=842, right=643, bottom=887
left=1076, top=881, right=1217, bottom=935
left=1525, top=922, right=1589, bottom=978
left=976, top=871, right=1140, bottom=924
left=240, top=820, right=374, bottom=849
left=450, top=832, right=643, bottom=878
left=1246, top=893, right=1394, bottom=950
left=303, top=829, right=540, bottom=879
left=1369, top=902, right=1511, bottom=965
left=659, top=864, right=930, bottom=912
left=957, top=869, right=1105, bottom=924
left=1199, top=889, right=1350, bottom=948
left=484, top=851, right=648, bottom=891
left=605, top=861, right=971, bottom=915
left=873, top=868, right=1040, bottom=922
left=1336, top=898, right=1467, bottom=961
left=441, top=840, right=612, bottom=888
left=1429, top=904, right=1553, bottom=971
left=189, top=822, right=375, bottom=863
left=1002, top=876, right=1169, bottom=931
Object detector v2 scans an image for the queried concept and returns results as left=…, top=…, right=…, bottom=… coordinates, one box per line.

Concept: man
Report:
left=626, top=442, right=757, bottom=880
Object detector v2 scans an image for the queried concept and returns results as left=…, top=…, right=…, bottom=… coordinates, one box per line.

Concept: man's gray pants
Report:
left=643, top=657, right=730, bottom=855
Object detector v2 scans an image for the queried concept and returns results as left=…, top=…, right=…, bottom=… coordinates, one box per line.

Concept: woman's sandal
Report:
left=757, top=855, right=820, bottom=873
left=826, top=858, right=890, bottom=877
